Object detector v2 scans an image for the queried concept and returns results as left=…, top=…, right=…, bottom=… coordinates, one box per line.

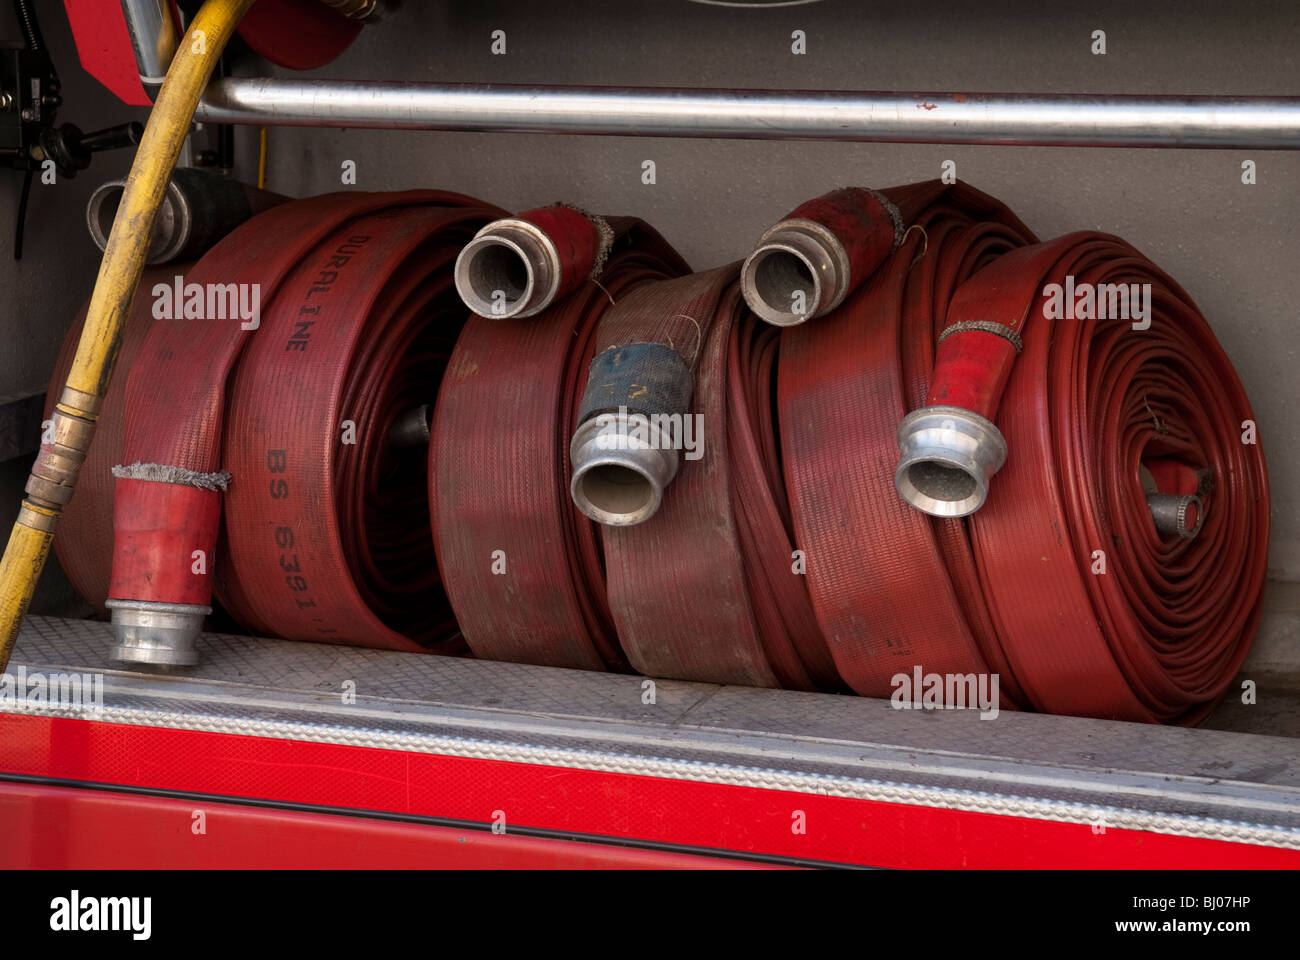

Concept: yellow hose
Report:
left=0, top=0, right=256, bottom=671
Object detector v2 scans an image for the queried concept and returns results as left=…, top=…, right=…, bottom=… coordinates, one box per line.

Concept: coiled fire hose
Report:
left=433, top=210, right=689, bottom=671
left=439, top=209, right=841, bottom=689
left=594, top=267, right=843, bottom=690
left=29, top=175, right=1268, bottom=724
left=108, top=191, right=503, bottom=664
left=0, top=0, right=1256, bottom=727
left=0, top=0, right=256, bottom=674
left=770, top=182, right=1268, bottom=723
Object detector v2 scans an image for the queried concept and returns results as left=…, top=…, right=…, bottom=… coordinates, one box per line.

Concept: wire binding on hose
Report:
left=936, top=319, right=1024, bottom=353
left=111, top=462, right=232, bottom=491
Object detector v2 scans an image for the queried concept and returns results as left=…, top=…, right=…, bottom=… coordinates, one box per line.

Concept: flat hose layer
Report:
left=726, top=295, right=844, bottom=691
left=432, top=219, right=688, bottom=670
left=778, top=181, right=1268, bottom=722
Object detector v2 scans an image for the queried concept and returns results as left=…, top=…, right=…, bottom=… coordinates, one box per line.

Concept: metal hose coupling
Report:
left=5, top=393, right=100, bottom=658
left=87, top=167, right=284, bottom=265
left=24, top=395, right=98, bottom=514
left=105, top=599, right=208, bottom=666
left=388, top=404, right=431, bottom=448
left=455, top=205, right=612, bottom=320
left=1146, top=492, right=1205, bottom=539
left=741, top=187, right=903, bottom=326
left=741, top=218, right=850, bottom=326
left=570, top=342, right=694, bottom=526
left=894, top=405, right=1007, bottom=518
left=107, top=461, right=229, bottom=667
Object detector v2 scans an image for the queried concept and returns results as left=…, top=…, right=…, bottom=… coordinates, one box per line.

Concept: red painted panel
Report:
left=0, top=781, right=771, bottom=869
left=62, top=1, right=152, bottom=106
left=1, top=713, right=1296, bottom=868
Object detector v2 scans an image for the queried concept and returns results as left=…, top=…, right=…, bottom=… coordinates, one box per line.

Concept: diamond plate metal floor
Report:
left=4, top=615, right=1300, bottom=849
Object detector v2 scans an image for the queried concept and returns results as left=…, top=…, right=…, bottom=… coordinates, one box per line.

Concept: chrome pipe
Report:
left=194, top=79, right=1300, bottom=148
left=120, top=0, right=178, bottom=90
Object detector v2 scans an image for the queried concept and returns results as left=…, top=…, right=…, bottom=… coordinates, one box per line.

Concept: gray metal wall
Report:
left=3, top=0, right=1298, bottom=583
left=0, top=7, right=148, bottom=401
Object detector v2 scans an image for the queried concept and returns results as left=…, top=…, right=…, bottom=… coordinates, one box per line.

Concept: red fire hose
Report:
left=44, top=181, right=1268, bottom=724
left=44, top=267, right=179, bottom=615
left=592, top=267, right=841, bottom=689
left=776, top=182, right=1268, bottom=723
left=108, top=191, right=505, bottom=662
left=431, top=215, right=689, bottom=671
left=236, top=0, right=364, bottom=72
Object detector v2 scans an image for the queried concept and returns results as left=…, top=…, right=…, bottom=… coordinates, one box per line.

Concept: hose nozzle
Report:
left=895, top=406, right=1007, bottom=518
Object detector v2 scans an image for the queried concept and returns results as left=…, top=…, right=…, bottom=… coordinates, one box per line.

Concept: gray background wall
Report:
left=2, top=0, right=1298, bottom=585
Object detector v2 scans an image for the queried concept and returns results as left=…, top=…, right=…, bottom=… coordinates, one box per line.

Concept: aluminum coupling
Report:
left=455, top=217, right=563, bottom=319
left=569, top=342, right=695, bottom=526
left=894, top=405, right=1008, bottom=518
left=87, top=167, right=282, bottom=265
left=740, top=218, right=851, bottom=327
left=741, top=187, right=902, bottom=327
left=105, top=599, right=209, bottom=667
left=569, top=411, right=681, bottom=526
